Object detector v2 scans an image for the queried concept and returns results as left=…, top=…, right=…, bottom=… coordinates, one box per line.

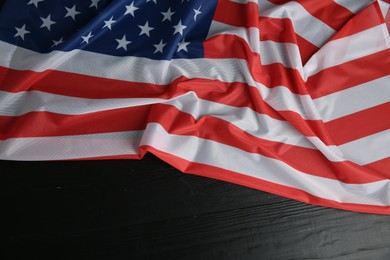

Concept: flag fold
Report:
left=1, top=0, right=390, bottom=214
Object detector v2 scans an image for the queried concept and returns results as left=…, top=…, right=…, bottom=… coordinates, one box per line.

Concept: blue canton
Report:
left=0, top=0, right=218, bottom=60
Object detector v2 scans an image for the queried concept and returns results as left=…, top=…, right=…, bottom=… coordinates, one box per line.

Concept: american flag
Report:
left=1, top=0, right=390, bottom=214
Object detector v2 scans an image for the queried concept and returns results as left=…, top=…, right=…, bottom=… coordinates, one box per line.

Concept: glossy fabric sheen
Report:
left=0, top=0, right=390, bottom=214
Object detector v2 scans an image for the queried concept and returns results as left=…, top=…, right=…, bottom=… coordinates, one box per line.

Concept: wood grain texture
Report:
left=1, top=154, right=390, bottom=260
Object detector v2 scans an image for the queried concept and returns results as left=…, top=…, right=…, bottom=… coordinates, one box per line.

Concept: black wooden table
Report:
left=2, top=154, right=390, bottom=259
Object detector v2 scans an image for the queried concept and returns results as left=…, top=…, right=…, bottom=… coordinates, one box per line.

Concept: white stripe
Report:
left=0, top=89, right=347, bottom=162
left=208, top=21, right=261, bottom=54
left=0, top=41, right=16, bottom=66
left=165, top=93, right=340, bottom=160
left=260, top=40, right=303, bottom=74
left=213, top=29, right=307, bottom=77
left=139, top=123, right=390, bottom=206
left=339, top=129, right=390, bottom=165
left=0, top=40, right=323, bottom=121
left=260, top=1, right=336, bottom=47
left=379, top=0, right=390, bottom=18
left=333, top=0, right=373, bottom=13
left=379, top=1, right=390, bottom=48
left=257, top=0, right=276, bottom=12
left=258, top=84, right=322, bottom=120
left=0, top=130, right=143, bottom=160
left=0, top=41, right=248, bottom=85
left=230, top=0, right=258, bottom=3
left=313, top=75, right=390, bottom=122
left=1, top=123, right=389, bottom=205
left=304, top=25, right=389, bottom=79
left=0, top=90, right=166, bottom=116
left=0, top=90, right=329, bottom=153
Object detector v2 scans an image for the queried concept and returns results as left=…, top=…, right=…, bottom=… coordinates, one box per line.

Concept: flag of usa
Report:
left=1, top=0, right=390, bottom=214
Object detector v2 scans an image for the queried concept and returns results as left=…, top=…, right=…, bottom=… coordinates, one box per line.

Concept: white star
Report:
left=177, top=39, right=190, bottom=52
left=90, top=0, right=100, bottom=9
left=124, top=2, right=139, bottom=17
left=161, top=7, right=175, bottom=22
left=14, top=24, right=30, bottom=40
left=146, top=0, right=157, bottom=3
left=193, top=6, right=202, bottom=21
left=138, top=21, right=154, bottom=37
left=65, top=5, right=81, bottom=21
left=173, top=20, right=187, bottom=36
left=153, top=39, right=166, bottom=54
left=40, top=14, right=56, bottom=31
left=27, top=0, right=44, bottom=8
left=102, top=16, right=116, bottom=30
left=81, top=31, right=93, bottom=44
left=116, top=35, right=131, bottom=51
left=51, top=37, right=64, bottom=48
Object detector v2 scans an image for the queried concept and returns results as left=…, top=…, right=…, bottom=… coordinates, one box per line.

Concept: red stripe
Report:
left=214, top=0, right=319, bottom=66
left=204, top=35, right=310, bottom=95
left=0, top=66, right=285, bottom=120
left=1, top=103, right=385, bottom=183
left=260, top=63, right=306, bottom=94
left=0, top=57, right=307, bottom=98
left=0, top=66, right=262, bottom=110
left=295, top=34, right=319, bottom=64
left=306, top=50, right=390, bottom=98
left=0, top=89, right=335, bottom=146
left=1, top=65, right=340, bottom=145
left=366, top=157, right=390, bottom=176
left=0, top=66, right=7, bottom=86
left=204, top=34, right=270, bottom=94
left=1, top=64, right=338, bottom=146
left=213, top=0, right=259, bottom=28
left=0, top=108, right=148, bottom=139
left=325, top=102, right=390, bottom=145
left=145, top=106, right=346, bottom=182
left=1, top=34, right=310, bottom=105
left=267, top=0, right=354, bottom=31
left=330, top=2, right=384, bottom=41
left=2, top=39, right=306, bottom=98
left=385, top=3, right=390, bottom=34
left=0, top=66, right=167, bottom=97
left=143, top=146, right=390, bottom=215
left=262, top=64, right=304, bottom=87
left=276, top=110, right=335, bottom=146
left=259, top=17, right=295, bottom=43
left=258, top=16, right=319, bottom=63
left=204, top=34, right=256, bottom=60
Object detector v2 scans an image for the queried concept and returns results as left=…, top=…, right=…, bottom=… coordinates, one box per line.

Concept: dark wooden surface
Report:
left=1, top=153, right=390, bottom=260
